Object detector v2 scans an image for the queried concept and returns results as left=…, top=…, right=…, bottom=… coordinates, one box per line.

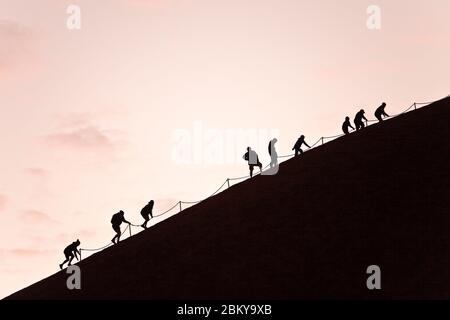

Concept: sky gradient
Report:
left=0, top=0, right=449, bottom=298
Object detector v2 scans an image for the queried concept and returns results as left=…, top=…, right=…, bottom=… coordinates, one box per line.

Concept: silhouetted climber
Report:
left=354, top=109, right=368, bottom=131
left=268, top=138, right=278, bottom=168
left=374, top=102, right=389, bottom=122
left=59, top=239, right=81, bottom=270
left=342, top=116, right=355, bottom=134
left=243, top=147, right=262, bottom=178
left=111, top=210, right=130, bottom=244
left=292, top=135, right=310, bottom=156
left=140, top=200, right=154, bottom=229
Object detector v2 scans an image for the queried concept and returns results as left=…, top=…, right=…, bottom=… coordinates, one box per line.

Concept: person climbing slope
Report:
left=342, top=116, right=355, bottom=134
left=354, top=109, right=368, bottom=130
left=268, top=138, right=278, bottom=168
left=374, top=102, right=389, bottom=122
left=111, top=210, right=131, bottom=244
left=292, top=135, right=311, bottom=156
left=140, top=200, right=154, bottom=229
left=59, top=239, right=81, bottom=269
left=243, top=147, right=262, bottom=178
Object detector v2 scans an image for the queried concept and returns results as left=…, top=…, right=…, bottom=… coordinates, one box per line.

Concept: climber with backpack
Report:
left=59, top=239, right=81, bottom=269
left=111, top=210, right=131, bottom=244
left=140, top=200, right=154, bottom=229
left=354, top=109, right=368, bottom=130
left=374, top=102, right=389, bottom=122
left=243, top=147, right=262, bottom=178
left=342, top=116, right=355, bottom=134
left=292, top=135, right=311, bottom=156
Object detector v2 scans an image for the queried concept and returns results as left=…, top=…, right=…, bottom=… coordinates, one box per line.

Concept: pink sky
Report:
left=0, top=0, right=449, bottom=298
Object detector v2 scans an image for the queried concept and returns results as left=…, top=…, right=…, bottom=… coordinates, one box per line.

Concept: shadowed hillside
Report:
left=5, top=97, right=450, bottom=299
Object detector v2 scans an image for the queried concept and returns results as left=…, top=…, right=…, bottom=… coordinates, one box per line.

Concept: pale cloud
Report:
left=8, top=248, right=52, bottom=257
left=3, top=249, right=55, bottom=259
left=54, top=113, right=96, bottom=130
left=79, top=229, right=96, bottom=239
left=25, top=167, right=49, bottom=178
left=154, top=197, right=180, bottom=214
left=72, top=210, right=88, bottom=216
left=0, top=267, right=27, bottom=274
left=23, top=234, right=48, bottom=244
left=55, top=229, right=96, bottom=243
left=126, top=0, right=172, bottom=7
left=403, top=31, right=450, bottom=47
left=45, top=112, right=128, bottom=154
left=20, top=210, right=59, bottom=225
left=0, top=194, right=7, bottom=211
left=0, top=20, right=37, bottom=78
left=0, top=248, right=55, bottom=259
left=23, top=229, right=96, bottom=247
left=45, top=126, right=118, bottom=151
left=0, top=19, right=30, bottom=36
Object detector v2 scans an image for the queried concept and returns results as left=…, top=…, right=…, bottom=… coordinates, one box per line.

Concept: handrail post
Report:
left=227, top=179, right=230, bottom=188
left=414, top=103, right=417, bottom=110
left=321, top=137, right=324, bottom=145
left=129, top=225, right=132, bottom=237
left=179, top=201, right=182, bottom=212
